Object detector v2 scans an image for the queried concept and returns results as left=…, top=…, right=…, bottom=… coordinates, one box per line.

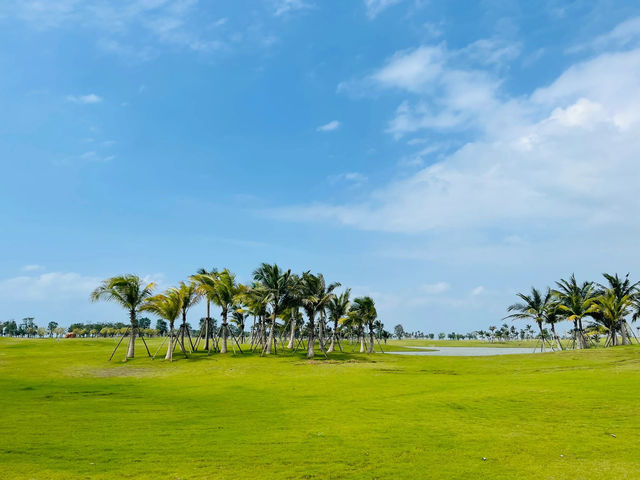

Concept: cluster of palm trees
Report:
left=90, top=263, right=381, bottom=361
left=505, top=273, right=640, bottom=351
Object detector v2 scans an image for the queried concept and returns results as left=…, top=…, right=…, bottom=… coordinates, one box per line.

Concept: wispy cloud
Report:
left=569, top=16, right=640, bottom=53
left=316, top=120, right=341, bottom=132
left=328, top=172, right=367, bottom=186
left=21, top=264, right=45, bottom=272
left=364, top=0, right=403, bottom=19
left=274, top=0, right=313, bottom=17
left=67, top=93, right=102, bottom=104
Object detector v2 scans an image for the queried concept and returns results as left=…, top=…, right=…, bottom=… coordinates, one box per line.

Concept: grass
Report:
left=0, top=337, right=639, bottom=479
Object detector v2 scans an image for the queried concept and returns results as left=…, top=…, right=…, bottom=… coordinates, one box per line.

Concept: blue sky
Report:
left=2, top=0, right=640, bottom=332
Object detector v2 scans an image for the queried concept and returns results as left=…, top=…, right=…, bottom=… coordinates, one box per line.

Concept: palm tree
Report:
left=252, top=263, right=297, bottom=355
left=140, top=288, right=182, bottom=361
left=90, top=275, right=156, bottom=358
left=327, top=289, right=351, bottom=353
left=504, top=287, right=552, bottom=351
left=596, top=273, right=639, bottom=345
left=351, top=296, right=378, bottom=353
left=301, top=272, right=340, bottom=358
left=192, top=269, right=238, bottom=353
left=554, top=275, right=597, bottom=349
left=195, top=267, right=217, bottom=350
left=593, top=291, right=634, bottom=346
left=177, top=281, right=200, bottom=352
left=235, top=283, right=268, bottom=350
left=543, top=302, right=563, bottom=350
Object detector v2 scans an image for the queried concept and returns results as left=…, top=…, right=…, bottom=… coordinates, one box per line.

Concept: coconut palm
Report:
left=327, top=289, right=351, bottom=353
left=596, top=273, right=639, bottom=345
left=90, top=275, right=156, bottom=358
left=504, top=287, right=553, bottom=351
left=176, top=281, right=200, bottom=352
left=235, top=283, right=268, bottom=350
left=350, top=296, right=378, bottom=353
left=195, top=267, right=217, bottom=350
left=554, top=275, right=597, bottom=349
left=543, top=302, right=564, bottom=350
left=592, top=291, right=634, bottom=346
left=192, top=269, right=238, bottom=353
left=301, top=272, right=340, bottom=358
left=140, top=288, right=183, bottom=361
left=252, top=263, right=297, bottom=355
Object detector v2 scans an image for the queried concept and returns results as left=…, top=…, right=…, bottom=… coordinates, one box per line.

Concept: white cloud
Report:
left=364, top=0, right=403, bottom=19
left=471, top=286, right=484, bottom=296
left=67, top=93, right=102, bottom=104
left=328, top=172, right=367, bottom=186
left=274, top=0, right=313, bottom=16
left=421, top=282, right=450, bottom=294
left=0, top=272, right=101, bottom=302
left=2, top=1, right=228, bottom=58
left=316, top=120, right=341, bottom=132
left=22, top=264, right=45, bottom=272
left=270, top=32, right=640, bottom=236
left=570, top=16, right=640, bottom=53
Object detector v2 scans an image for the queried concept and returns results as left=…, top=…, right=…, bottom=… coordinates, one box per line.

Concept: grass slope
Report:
left=0, top=338, right=639, bottom=479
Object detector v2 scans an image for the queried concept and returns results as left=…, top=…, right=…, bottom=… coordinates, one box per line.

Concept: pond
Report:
left=386, top=346, right=543, bottom=356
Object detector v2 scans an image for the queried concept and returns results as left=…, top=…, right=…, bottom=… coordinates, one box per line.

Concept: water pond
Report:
left=387, top=346, right=542, bottom=356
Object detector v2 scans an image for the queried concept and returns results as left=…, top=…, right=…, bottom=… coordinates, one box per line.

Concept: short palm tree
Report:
left=593, top=291, right=634, bottom=346
left=140, top=288, right=182, bottom=361
left=253, top=263, right=297, bottom=355
left=351, top=296, right=378, bottom=353
left=301, top=272, right=340, bottom=358
left=504, top=287, right=552, bottom=351
left=195, top=267, right=217, bottom=350
left=327, top=288, right=351, bottom=353
left=90, top=275, right=156, bottom=358
left=554, top=275, right=597, bottom=349
left=192, top=269, right=238, bottom=353
left=177, top=281, right=201, bottom=352
left=597, top=273, right=639, bottom=345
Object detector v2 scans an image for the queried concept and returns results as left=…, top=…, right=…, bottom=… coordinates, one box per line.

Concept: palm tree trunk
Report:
left=287, top=310, right=296, bottom=349
left=265, top=309, right=276, bottom=355
left=127, top=310, right=136, bottom=358
left=368, top=324, right=375, bottom=353
left=620, top=321, right=628, bottom=345
left=359, top=333, right=365, bottom=353
left=551, top=323, right=563, bottom=350
left=307, top=315, right=315, bottom=359
left=205, top=301, right=210, bottom=351
left=328, top=320, right=337, bottom=353
left=165, top=326, right=174, bottom=361
left=537, top=321, right=545, bottom=353
left=221, top=309, right=228, bottom=353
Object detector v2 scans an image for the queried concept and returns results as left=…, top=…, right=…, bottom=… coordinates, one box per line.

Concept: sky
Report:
left=2, top=0, right=640, bottom=333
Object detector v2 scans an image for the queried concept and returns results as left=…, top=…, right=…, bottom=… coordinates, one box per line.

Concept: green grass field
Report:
left=1, top=338, right=639, bottom=479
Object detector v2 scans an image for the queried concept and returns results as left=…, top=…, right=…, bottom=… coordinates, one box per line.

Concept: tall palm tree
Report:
left=252, top=263, right=297, bottom=355
left=504, top=287, right=552, bottom=351
left=327, top=289, right=351, bottom=353
left=192, top=269, right=238, bottom=353
left=90, top=275, right=156, bottom=358
left=351, top=296, right=378, bottom=353
left=140, top=288, right=182, bottom=361
left=554, top=275, right=597, bottom=349
left=301, top=272, right=340, bottom=359
left=177, top=281, right=200, bottom=352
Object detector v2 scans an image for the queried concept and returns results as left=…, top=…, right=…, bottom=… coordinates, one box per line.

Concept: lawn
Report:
left=0, top=338, right=639, bottom=479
